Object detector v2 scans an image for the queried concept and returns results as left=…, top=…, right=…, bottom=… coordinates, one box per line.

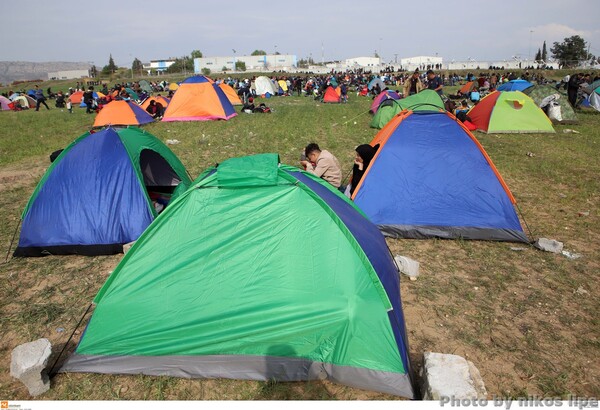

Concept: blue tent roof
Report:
left=497, top=79, right=533, bottom=92
left=353, top=111, right=528, bottom=242
left=14, top=127, right=190, bottom=256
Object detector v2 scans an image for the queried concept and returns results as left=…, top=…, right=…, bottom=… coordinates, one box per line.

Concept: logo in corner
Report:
left=1, top=401, right=8, bottom=409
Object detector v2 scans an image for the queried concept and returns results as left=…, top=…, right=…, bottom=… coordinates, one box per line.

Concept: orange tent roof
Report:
left=93, top=100, right=154, bottom=128
left=218, top=83, right=242, bottom=105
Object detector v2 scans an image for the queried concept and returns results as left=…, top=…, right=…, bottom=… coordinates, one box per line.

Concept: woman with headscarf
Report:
left=349, top=144, right=378, bottom=196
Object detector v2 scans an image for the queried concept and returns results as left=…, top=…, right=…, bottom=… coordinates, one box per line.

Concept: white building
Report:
left=143, top=59, right=177, bottom=73
left=47, top=69, right=90, bottom=80
left=400, top=56, right=443, bottom=71
left=343, top=57, right=381, bottom=69
left=444, top=59, right=560, bottom=70
left=194, top=54, right=297, bottom=73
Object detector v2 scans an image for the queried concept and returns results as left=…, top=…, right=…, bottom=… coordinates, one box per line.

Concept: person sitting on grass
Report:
left=146, top=100, right=164, bottom=119
left=300, top=143, right=342, bottom=188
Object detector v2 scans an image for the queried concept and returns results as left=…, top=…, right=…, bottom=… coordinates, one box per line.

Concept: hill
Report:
left=0, top=61, right=91, bottom=85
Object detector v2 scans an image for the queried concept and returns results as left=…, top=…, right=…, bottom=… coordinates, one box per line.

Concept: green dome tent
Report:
left=522, top=85, right=578, bottom=124
left=61, top=154, right=415, bottom=398
left=370, top=89, right=445, bottom=129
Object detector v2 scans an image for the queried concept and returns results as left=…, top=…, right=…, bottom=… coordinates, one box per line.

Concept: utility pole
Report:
left=529, top=30, right=534, bottom=61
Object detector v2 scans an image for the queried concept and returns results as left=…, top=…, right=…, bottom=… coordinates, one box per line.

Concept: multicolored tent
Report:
left=162, top=76, right=237, bottom=122
left=459, top=81, right=477, bottom=95
left=217, top=83, right=242, bottom=105
left=93, top=100, right=154, bottom=128
left=370, top=90, right=445, bottom=129
left=61, top=153, right=415, bottom=398
left=14, top=127, right=191, bottom=256
left=370, top=90, right=401, bottom=113
left=354, top=111, right=528, bottom=242
left=0, top=95, right=12, bottom=110
left=522, top=85, right=578, bottom=123
left=467, top=91, right=555, bottom=133
left=496, top=79, right=533, bottom=92
left=323, top=86, right=341, bottom=103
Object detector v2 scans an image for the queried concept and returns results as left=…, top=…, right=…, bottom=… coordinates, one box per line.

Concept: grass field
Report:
left=0, top=76, right=598, bottom=400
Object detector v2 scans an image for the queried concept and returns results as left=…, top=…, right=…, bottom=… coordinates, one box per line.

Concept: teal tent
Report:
left=61, top=154, right=415, bottom=398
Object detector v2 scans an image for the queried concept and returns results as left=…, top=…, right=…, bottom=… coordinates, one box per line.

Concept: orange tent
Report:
left=218, top=83, right=242, bottom=105
left=323, top=86, right=341, bottom=103
left=141, top=96, right=170, bottom=111
left=93, top=100, right=154, bottom=127
left=69, top=91, right=83, bottom=104
left=162, top=76, right=237, bottom=122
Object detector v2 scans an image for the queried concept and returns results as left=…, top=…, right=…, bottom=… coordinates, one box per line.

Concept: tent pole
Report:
left=337, top=108, right=370, bottom=126
left=48, top=303, right=94, bottom=378
left=4, top=220, right=21, bottom=263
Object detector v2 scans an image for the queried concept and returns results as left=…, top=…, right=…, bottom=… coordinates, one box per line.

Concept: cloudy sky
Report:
left=2, top=0, right=599, bottom=67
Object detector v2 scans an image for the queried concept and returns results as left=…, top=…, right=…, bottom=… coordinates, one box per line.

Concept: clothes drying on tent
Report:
left=162, top=75, right=237, bottom=122
left=61, top=153, right=415, bottom=399
left=354, top=110, right=529, bottom=242
left=522, top=85, right=578, bottom=123
left=92, top=100, right=154, bottom=127
left=14, top=127, right=191, bottom=257
left=467, top=91, right=555, bottom=133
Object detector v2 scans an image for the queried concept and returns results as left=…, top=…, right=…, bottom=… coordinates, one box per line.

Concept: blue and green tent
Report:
left=14, top=127, right=191, bottom=256
left=61, top=154, right=415, bottom=398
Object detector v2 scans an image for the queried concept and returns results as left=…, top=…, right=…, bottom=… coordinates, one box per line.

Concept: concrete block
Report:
left=421, top=352, right=487, bottom=400
left=535, top=238, right=564, bottom=254
left=10, top=338, right=52, bottom=396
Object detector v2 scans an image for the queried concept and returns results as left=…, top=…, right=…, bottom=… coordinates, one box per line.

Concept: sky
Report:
left=2, top=0, right=600, bottom=67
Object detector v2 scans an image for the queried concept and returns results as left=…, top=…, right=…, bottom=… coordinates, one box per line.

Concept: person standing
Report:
left=403, top=70, right=423, bottom=96
left=34, top=85, right=50, bottom=111
left=83, top=86, right=95, bottom=114
left=426, top=70, right=444, bottom=95
left=567, top=73, right=583, bottom=108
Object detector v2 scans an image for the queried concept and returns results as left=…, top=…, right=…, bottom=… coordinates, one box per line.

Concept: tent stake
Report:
left=4, top=220, right=21, bottom=263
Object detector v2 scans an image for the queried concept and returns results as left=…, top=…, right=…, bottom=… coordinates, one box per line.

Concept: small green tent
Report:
left=522, top=85, right=578, bottom=124
left=370, top=90, right=445, bottom=129
left=61, top=154, right=415, bottom=398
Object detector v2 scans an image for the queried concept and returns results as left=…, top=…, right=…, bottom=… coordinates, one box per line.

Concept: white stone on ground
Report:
left=10, top=338, right=52, bottom=396
left=421, top=352, right=487, bottom=400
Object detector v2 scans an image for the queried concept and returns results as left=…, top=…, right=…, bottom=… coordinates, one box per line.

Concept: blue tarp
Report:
left=497, top=79, right=533, bottom=92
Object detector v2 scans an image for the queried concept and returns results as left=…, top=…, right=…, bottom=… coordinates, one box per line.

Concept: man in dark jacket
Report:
left=34, top=85, right=50, bottom=111
left=83, top=86, right=95, bottom=114
left=567, top=73, right=583, bottom=108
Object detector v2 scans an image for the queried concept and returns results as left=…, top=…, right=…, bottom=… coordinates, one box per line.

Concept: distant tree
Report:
left=235, top=61, right=246, bottom=71
left=251, top=50, right=267, bottom=56
left=201, top=68, right=211, bottom=76
left=89, top=65, right=98, bottom=78
left=132, top=58, right=143, bottom=73
left=166, top=56, right=194, bottom=74
left=551, top=35, right=592, bottom=68
left=374, top=51, right=380, bottom=58
left=535, top=48, right=542, bottom=62
left=101, top=54, right=117, bottom=76
left=541, top=41, right=548, bottom=61
left=191, top=50, right=203, bottom=59
left=222, top=66, right=229, bottom=72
